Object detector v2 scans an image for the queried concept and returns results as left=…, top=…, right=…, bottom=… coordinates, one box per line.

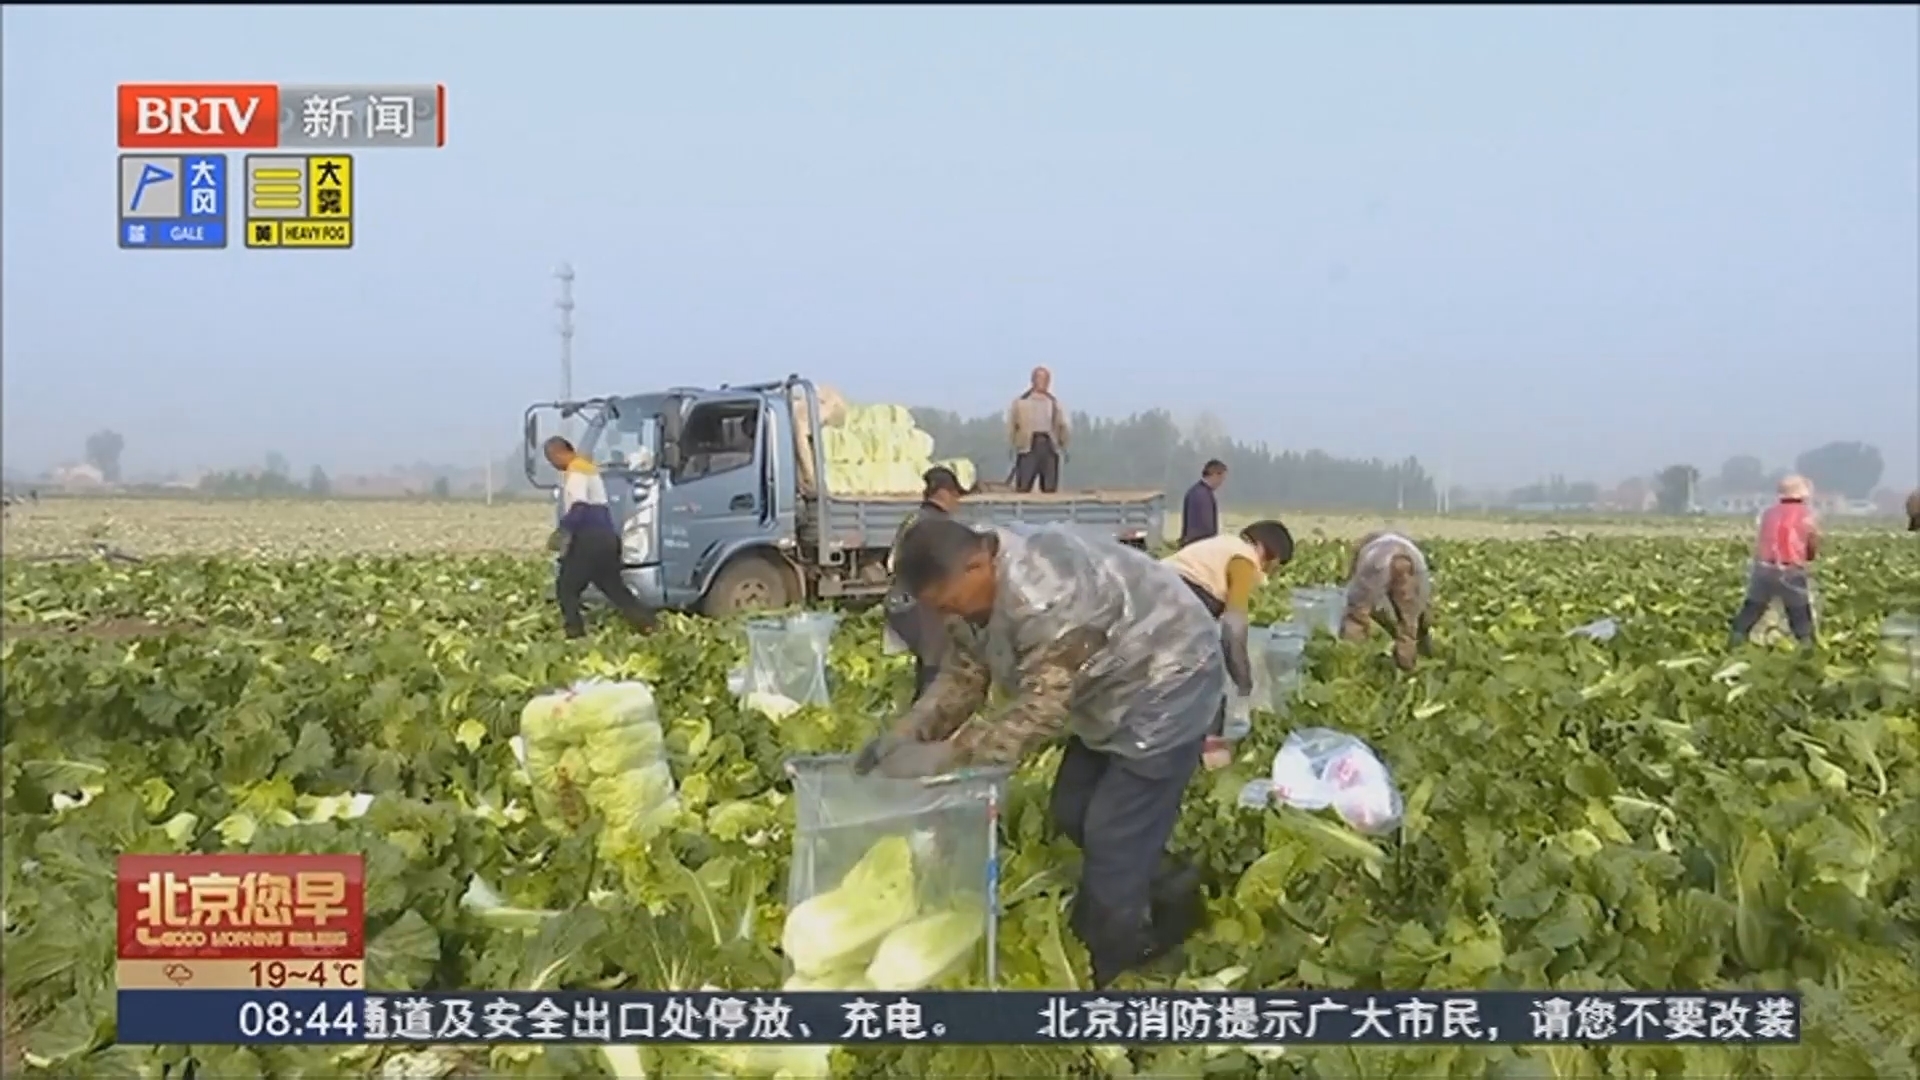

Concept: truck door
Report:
left=658, top=394, right=777, bottom=596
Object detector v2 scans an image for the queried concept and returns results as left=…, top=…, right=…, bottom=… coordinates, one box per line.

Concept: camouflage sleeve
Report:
left=898, top=619, right=990, bottom=741
left=952, top=626, right=1104, bottom=768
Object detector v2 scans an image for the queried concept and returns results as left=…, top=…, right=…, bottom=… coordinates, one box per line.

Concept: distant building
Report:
left=51, top=463, right=106, bottom=489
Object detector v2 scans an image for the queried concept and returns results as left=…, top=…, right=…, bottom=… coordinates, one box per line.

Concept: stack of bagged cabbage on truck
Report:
left=793, top=385, right=977, bottom=495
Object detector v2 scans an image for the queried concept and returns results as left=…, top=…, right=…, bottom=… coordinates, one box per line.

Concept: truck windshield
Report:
left=580, top=404, right=660, bottom=472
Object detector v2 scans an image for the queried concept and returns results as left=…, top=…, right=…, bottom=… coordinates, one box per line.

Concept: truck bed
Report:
left=815, top=489, right=1167, bottom=552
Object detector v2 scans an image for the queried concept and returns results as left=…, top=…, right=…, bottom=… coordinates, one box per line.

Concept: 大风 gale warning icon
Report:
left=118, top=154, right=229, bottom=250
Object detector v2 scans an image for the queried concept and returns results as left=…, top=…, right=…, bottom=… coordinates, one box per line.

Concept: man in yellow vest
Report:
left=1163, top=519, right=1296, bottom=699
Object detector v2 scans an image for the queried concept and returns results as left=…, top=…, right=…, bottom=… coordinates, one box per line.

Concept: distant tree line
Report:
left=1650, top=440, right=1890, bottom=514
left=1506, top=475, right=1603, bottom=507
left=913, top=407, right=1437, bottom=511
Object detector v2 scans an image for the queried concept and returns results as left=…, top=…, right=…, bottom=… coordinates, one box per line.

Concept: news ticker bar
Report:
left=117, top=83, right=445, bottom=150
left=116, top=990, right=1802, bottom=1047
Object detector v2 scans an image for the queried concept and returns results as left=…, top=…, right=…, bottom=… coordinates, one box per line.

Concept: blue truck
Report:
left=522, top=376, right=1167, bottom=616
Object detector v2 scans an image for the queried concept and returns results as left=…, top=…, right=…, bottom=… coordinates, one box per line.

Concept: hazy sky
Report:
left=4, top=5, right=1916, bottom=488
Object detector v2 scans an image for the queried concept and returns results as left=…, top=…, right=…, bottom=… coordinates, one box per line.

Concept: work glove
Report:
left=852, top=733, right=907, bottom=776
left=859, top=735, right=961, bottom=780
left=880, top=737, right=961, bottom=779
left=1220, top=612, right=1255, bottom=697
left=1392, top=638, right=1419, bottom=673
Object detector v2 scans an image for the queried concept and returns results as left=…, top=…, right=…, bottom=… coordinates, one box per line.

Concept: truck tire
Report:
left=701, top=554, right=797, bottom=618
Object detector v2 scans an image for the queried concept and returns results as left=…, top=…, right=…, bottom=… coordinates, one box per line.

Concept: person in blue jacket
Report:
left=1177, top=460, right=1226, bottom=548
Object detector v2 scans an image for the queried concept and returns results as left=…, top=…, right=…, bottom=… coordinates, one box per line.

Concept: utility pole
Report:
left=555, top=262, right=576, bottom=403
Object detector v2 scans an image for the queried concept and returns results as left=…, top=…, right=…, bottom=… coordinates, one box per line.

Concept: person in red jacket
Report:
left=1729, top=475, right=1821, bottom=647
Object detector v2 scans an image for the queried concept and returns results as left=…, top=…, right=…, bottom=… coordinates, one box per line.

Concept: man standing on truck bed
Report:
left=885, top=466, right=967, bottom=699
left=1177, top=460, right=1227, bottom=548
left=1009, top=366, right=1070, bottom=494
left=857, top=518, right=1221, bottom=988
left=543, top=437, right=659, bottom=639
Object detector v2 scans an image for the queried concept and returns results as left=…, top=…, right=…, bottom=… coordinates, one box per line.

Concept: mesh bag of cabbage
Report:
left=780, top=755, right=1010, bottom=993
left=744, top=612, right=841, bottom=707
left=519, top=681, right=679, bottom=861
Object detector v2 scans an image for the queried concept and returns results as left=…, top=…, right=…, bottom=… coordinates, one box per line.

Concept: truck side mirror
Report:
left=659, top=397, right=685, bottom=473
left=662, top=402, right=684, bottom=446
left=524, top=414, right=539, bottom=451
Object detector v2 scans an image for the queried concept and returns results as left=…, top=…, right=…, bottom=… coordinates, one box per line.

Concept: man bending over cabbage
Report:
left=854, top=519, right=1224, bottom=988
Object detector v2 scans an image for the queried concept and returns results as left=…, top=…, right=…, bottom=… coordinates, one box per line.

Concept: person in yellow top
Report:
left=1163, top=520, right=1296, bottom=699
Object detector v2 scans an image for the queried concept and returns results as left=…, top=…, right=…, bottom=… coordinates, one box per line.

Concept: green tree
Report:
left=911, top=407, right=1436, bottom=511
left=1794, top=441, right=1883, bottom=500
left=1655, top=464, right=1700, bottom=515
left=84, top=429, right=126, bottom=483
left=1716, top=454, right=1767, bottom=495
left=307, top=466, right=331, bottom=497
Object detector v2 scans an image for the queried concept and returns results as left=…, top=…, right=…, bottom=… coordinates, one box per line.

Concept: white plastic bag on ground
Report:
left=1237, top=728, right=1403, bottom=835
left=1567, top=616, right=1620, bottom=642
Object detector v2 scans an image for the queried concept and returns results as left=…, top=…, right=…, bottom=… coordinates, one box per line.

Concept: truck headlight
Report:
left=622, top=506, right=655, bottom=564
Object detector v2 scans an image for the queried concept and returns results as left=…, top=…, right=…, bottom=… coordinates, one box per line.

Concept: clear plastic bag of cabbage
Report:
left=519, top=681, right=679, bottom=863
left=781, top=755, right=1009, bottom=990
left=1289, top=586, right=1346, bottom=636
left=744, top=612, right=841, bottom=707
left=1880, top=613, right=1918, bottom=691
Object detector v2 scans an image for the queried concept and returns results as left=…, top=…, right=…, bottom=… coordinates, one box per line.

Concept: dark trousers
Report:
left=556, top=529, right=657, bottom=639
left=1049, top=735, right=1205, bottom=987
left=1014, top=434, right=1061, bottom=494
left=1730, top=564, right=1815, bottom=644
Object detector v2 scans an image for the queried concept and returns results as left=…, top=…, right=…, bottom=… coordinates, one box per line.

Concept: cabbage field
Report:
left=3, top=529, right=1917, bottom=1079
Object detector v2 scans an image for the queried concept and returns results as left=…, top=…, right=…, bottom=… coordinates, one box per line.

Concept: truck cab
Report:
left=524, top=376, right=1166, bottom=618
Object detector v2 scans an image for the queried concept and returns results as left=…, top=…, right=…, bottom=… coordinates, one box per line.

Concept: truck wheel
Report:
left=701, top=555, right=796, bottom=617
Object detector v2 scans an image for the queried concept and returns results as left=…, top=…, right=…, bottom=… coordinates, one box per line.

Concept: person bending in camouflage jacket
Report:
left=854, top=519, right=1226, bottom=988
left=1342, top=531, right=1434, bottom=672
